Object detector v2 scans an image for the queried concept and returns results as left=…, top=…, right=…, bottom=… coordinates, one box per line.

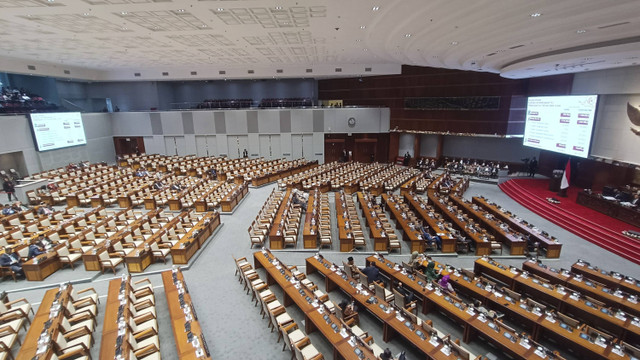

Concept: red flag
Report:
left=560, top=160, right=571, bottom=190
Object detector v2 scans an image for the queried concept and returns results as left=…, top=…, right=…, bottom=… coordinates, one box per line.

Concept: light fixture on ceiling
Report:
left=360, top=25, right=366, bottom=29
left=217, top=8, right=224, bottom=11
left=82, top=12, right=89, bottom=16
left=450, top=41, right=458, bottom=45
left=363, top=48, right=368, bottom=51
left=355, top=39, right=361, bottom=42
left=121, top=11, right=128, bottom=15
left=530, top=13, right=542, bottom=17
left=372, top=6, right=380, bottom=11
left=201, top=24, right=208, bottom=28
left=121, top=27, right=128, bottom=30
left=405, top=34, right=411, bottom=37
left=177, top=9, right=185, bottom=12
left=576, top=29, right=587, bottom=34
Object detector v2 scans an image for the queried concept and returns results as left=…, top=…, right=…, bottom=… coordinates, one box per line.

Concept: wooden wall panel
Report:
left=319, top=65, right=572, bottom=135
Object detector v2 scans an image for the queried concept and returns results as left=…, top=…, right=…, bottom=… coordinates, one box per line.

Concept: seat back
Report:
left=374, top=282, right=386, bottom=300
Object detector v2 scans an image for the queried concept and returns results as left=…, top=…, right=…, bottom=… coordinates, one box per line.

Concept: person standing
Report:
left=3, top=177, right=15, bottom=202
left=528, top=157, right=538, bottom=177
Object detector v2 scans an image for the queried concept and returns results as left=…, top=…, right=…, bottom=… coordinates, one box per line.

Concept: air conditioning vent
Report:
left=190, top=71, right=197, bottom=75
left=219, top=70, right=226, bottom=75
left=134, top=73, right=141, bottom=77
left=27, top=65, right=36, bottom=70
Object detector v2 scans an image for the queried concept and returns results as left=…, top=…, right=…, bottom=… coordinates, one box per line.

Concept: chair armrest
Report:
left=68, top=248, right=83, bottom=253
left=58, top=346, right=90, bottom=359
left=133, top=326, right=157, bottom=340
left=77, top=287, right=97, bottom=295
left=63, top=326, right=92, bottom=340
left=68, top=311, right=94, bottom=323
left=281, top=322, right=298, bottom=333
left=134, top=311, right=156, bottom=324
left=6, top=298, right=29, bottom=306
left=134, top=278, right=152, bottom=286
left=134, top=344, right=159, bottom=359
left=134, top=299, right=154, bottom=311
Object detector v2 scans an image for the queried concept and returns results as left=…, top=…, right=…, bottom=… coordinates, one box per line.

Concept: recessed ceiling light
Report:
left=177, top=9, right=185, bottom=12
left=217, top=8, right=224, bottom=11
left=275, top=6, right=283, bottom=10
left=201, top=24, right=208, bottom=28
left=360, top=26, right=366, bottom=29
left=355, top=39, right=361, bottom=42
left=576, top=29, right=587, bottom=34
left=121, top=11, right=127, bottom=15
left=363, top=48, right=368, bottom=51
left=372, top=6, right=380, bottom=11
left=405, top=34, right=411, bottom=37
left=530, top=13, right=542, bottom=17
left=121, top=27, right=127, bottom=30
left=82, top=12, right=89, bottom=16
left=450, top=41, right=458, bottom=45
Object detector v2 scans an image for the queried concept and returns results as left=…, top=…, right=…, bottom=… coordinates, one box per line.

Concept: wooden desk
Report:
left=306, top=256, right=467, bottom=360
left=16, top=286, right=71, bottom=360
left=450, top=195, right=526, bottom=255
left=268, top=188, right=292, bottom=250
left=335, top=192, right=354, bottom=252
left=254, top=250, right=376, bottom=360
left=382, top=194, right=425, bottom=253
left=23, top=248, right=62, bottom=281
left=171, top=212, right=220, bottom=264
left=571, top=261, right=640, bottom=297
left=429, top=193, right=490, bottom=255
left=357, top=192, right=387, bottom=252
left=576, top=191, right=640, bottom=228
left=403, top=194, right=456, bottom=253
left=302, top=190, right=318, bottom=249
left=366, top=256, right=558, bottom=360
left=472, top=196, right=562, bottom=258
left=100, top=278, right=126, bottom=360
left=162, top=269, right=212, bottom=360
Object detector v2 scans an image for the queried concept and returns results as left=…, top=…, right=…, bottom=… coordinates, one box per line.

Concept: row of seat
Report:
left=277, top=161, right=343, bottom=190
left=234, top=256, right=324, bottom=360
left=357, top=192, right=401, bottom=252
left=249, top=189, right=285, bottom=248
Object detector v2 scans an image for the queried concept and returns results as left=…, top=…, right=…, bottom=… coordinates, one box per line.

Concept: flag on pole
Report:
left=560, top=160, right=571, bottom=190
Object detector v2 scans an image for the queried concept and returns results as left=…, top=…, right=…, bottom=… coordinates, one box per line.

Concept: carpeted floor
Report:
left=510, top=178, right=640, bottom=233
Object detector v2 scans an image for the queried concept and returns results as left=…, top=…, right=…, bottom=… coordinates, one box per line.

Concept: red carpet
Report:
left=499, top=179, right=640, bottom=265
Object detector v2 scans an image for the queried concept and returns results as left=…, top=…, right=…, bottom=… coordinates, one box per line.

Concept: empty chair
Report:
left=98, top=250, right=123, bottom=274
left=57, top=247, right=83, bottom=270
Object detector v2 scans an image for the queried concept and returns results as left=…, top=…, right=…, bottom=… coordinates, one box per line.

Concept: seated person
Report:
left=419, top=227, right=442, bottom=250
left=209, top=168, right=217, bottom=178
left=338, top=299, right=359, bottom=323
left=28, top=241, right=45, bottom=259
left=346, top=256, right=359, bottom=279
left=153, top=181, right=165, bottom=190
left=360, top=264, right=381, bottom=284
left=395, top=281, right=415, bottom=303
left=1, top=204, right=15, bottom=215
left=438, top=275, right=456, bottom=295
left=170, top=182, right=183, bottom=191
left=37, top=202, right=55, bottom=215
left=424, top=261, right=439, bottom=282
left=408, top=251, right=421, bottom=269
left=37, top=234, right=53, bottom=250
left=0, top=246, right=24, bottom=277
left=12, top=202, right=27, bottom=212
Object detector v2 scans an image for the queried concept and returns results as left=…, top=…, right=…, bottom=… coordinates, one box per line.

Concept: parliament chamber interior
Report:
left=1, top=1, right=640, bottom=360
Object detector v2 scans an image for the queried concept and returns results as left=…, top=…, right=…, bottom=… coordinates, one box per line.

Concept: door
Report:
left=291, top=134, right=303, bottom=159
left=174, top=136, right=186, bottom=156
left=324, top=138, right=345, bottom=163
left=302, top=134, right=313, bottom=159
left=354, top=139, right=377, bottom=163
left=195, top=136, right=217, bottom=157
left=164, top=137, right=177, bottom=156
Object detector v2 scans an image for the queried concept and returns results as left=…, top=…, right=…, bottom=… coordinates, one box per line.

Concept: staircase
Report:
left=499, top=179, right=640, bottom=265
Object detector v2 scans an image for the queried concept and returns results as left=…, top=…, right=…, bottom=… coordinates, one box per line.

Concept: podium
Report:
left=549, top=170, right=563, bottom=192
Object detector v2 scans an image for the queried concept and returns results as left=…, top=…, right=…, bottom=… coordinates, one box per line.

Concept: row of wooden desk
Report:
left=302, top=190, right=319, bottom=249
left=471, top=197, right=562, bottom=258
left=475, top=258, right=640, bottom=318
left=473, top=258, right=639, bottom=359
left=365, top=256, right=560, bottom=360
left=403, top=194, right=456, bottom=253
left=571, top=260, right=640, bottom=297
left=576, top=191, right=640, bottom=228
left=426, top=192, right=491, bottom=256
left=162, top=269, right=212, bottom=360
left=335, top=192, right=355, bottom=252
left=268, top=188, right=293, bottom=250
left=306, top=255, right=474, bottom=360
left=356, top=192, right=389, bottom=252
left=450, top=195, right=526, bottom=256
left=220, top=182, right=248, bottom=212
left=254, top=250, right=377, bottom=360
left=382, top=194, right=426, bottom=253
left=170, top=211, right=221, bottom=264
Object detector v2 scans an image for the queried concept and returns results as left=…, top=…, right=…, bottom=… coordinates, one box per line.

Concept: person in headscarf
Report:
left=424, top=261, right=439, bottom=282
left=438, top=275, right=456, bottom=295
left=409, top=251, right=420, bottom=269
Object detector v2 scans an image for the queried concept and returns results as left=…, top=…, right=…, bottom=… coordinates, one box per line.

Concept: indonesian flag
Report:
left=560, top=160, right=571, bottom=190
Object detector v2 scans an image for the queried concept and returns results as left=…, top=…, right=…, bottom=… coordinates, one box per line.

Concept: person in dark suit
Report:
left=0, top=247, right=24, bottom=277
left=528, top=157, right=538, bottom=177
left=28, top=241, right=45, bottom=259
left=360, top=263, right=380, bottom=283
left=242, top=149, right=248, bottom=158
left=3, top=178, right=15, bottom=202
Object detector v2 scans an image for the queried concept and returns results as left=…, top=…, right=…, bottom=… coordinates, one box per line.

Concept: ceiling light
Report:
left=201, top=24, right=208, bottom=28
left=121, top=11, right=128, bottom=15
left=217, top=8, right=224, bottom=11
left=450, top=41, right=458, bottom=45
left=360, top=26, right=366, bottom=29
left=177, top=9, right=185, bottom=12
left=355, top=39, right=361, bottom=42
left=530, top=13, right=542, bottom=17
left=576, top=30, right=587, bottom=34
left=82, top=12, right=89, bottom=16
left=405, top=34, right=411, bottom=37
left=121, top=27, right=127, bottom=30
left=372, top=6, right=380, bottom=11
left=275, top=6, right=283, bottom=10
left=47, top=0, right=54, bottom=2
left=363, top=48, right=368, bottom=51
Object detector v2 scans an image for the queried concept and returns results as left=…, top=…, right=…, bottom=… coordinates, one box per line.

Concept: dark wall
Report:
left=324, top=133, right=389, bottom=164
left=318, top=65, right=574, bottom=135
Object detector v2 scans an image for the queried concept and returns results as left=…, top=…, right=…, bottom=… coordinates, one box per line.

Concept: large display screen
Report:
left=29, top=112, right=87, bottom=152
left=523, top=95, right=598, bottom=158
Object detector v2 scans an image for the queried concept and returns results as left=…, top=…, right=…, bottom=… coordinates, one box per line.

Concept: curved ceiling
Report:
left=0, top=0, right=639, bottom=81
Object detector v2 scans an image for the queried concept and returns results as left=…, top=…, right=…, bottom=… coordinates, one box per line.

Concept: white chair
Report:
left=57, top=247, right=83, bottom=270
